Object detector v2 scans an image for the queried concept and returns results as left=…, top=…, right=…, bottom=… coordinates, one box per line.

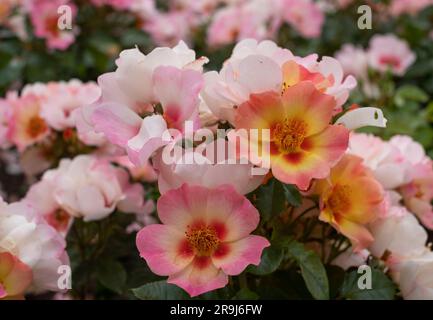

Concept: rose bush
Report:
left=0, top=0, right=433, bottom=300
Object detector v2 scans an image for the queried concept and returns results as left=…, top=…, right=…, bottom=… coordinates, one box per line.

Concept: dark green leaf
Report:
left=326, top=265, right=346, bottom=299
left=255, top=179, right=286, bottom=220
left=395, top=85, right=428, bottom=104
left=426, top=102, right=433, bottom=122
left=197, top=286, right=232, bottom=300
left=132, top=280, right=189, bottom=300
left=282, top=184, right=302, bottom=207
left=286, top=240, right=329, bottom=300
left=247, top=245, right=284, bottom=275
left=232, top=288, right=259, bottom=300
left=96, top=260, right=127, bottom=294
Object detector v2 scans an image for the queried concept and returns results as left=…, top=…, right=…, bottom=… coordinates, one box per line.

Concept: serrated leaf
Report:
left=132, top=281, right=189, bottom=300
left=287, top=240, right=329, bottom=300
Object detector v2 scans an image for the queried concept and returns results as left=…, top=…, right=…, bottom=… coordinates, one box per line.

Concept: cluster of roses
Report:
left=0, top=74, right=157, bottom=300
left=344, top=133, right=433, bottom=300
left=0, top=38, right=432, bottom=299
left=0, top=0, right=148, bottom=50
left=138, top=0, right=433, bottom=48
left=0, top=0, right=324, bottom=50
left=0, top=80, right=100, bottom=151
left=335, top=34, right=416, bottom=98
left=2, top=0, right=433, bottom=51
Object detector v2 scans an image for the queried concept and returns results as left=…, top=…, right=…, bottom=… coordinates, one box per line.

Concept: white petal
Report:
left=238, top=55, right=282, bottom=94
left=336, top=107, right=387, bottom=130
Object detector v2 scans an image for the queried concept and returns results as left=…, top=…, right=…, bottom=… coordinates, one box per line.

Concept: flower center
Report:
left=45, top=16, right=60, bottom=36
left=46, top=209, right=71, bottom=232
left=273, top=118, right=308, bottom=153
left=379, top=55, right=401, bottom=69
left=26, top=115, right=47, bottom=138
left=0, top=4, right=10, bottom=20
left=185, top=226, right=220, bottom=256
left=327, top=185, right=352, bottom=215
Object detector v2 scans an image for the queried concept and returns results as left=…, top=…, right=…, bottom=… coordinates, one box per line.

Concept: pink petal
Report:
left=98, top=72, right=134, bottom=107
left=154, top=149, right=212, bottom=194
left=157, top=184, right=211, bottom=230
left=158, top=184, right=260, bottom=241
left=238, top=55, right=282, bottom=94
left=153, top=66, right=203, bottom=129
left=203, top=163, right=264, bottom=195
left=91, top=102, right=141, bottom=146
left=0, top=284, right=6, bottom=299
left=76, top=185, right=114, bottom=221
left=126, top=115, right=169, bottom=166
left=136, top=224, right=194, bottom=276
left=205, top=184, right=261, bottom=241
left=116, top=183, right=146, bottom=215
left=212, top=235, right=270, bottom=275
left=168, top=257, right=228, bottom=297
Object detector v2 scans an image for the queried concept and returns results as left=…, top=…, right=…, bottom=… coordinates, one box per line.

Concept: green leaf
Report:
left=426, top=102, right=433, bottom=122
left=232, top=288, right=259, bottom=300
left=395, top=85, right=428, bottom=104
left=286, top=240, right=329, bottom=300
left=256, top=179, right=286, bottom=220
left=281, top=184, right=302, bottom=207
left=132, top=281, right=190, bottom=300
left=326, top=266, right=346, bottom=299
left=246, top=245, right=284, bottom=275
left=96, top=260, right=127, bottom=294
left=197, top=286, right=232, bottom=300
left=340, top=268, right=396, bottom=300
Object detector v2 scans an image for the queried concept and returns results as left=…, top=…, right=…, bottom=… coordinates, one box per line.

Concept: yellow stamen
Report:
left=185, top=226, right=219, bottom=257
left=273, top=118, right=308, bottom=153
left=327, top=184, right=352, bottom=214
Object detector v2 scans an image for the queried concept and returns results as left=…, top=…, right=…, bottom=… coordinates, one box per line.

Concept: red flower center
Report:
left=414, top=183, right=425, bottom=199
left=185, top=226, right=220, bottom=257
left=379, top=55, right=401, bottom=69
left=46, top=209, right=71, bottom=232
left=45, top=16, right=60, bottom=36
left=273, top=118, right=308, bottom=153
left=26, top=115, right=48, bottom=138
